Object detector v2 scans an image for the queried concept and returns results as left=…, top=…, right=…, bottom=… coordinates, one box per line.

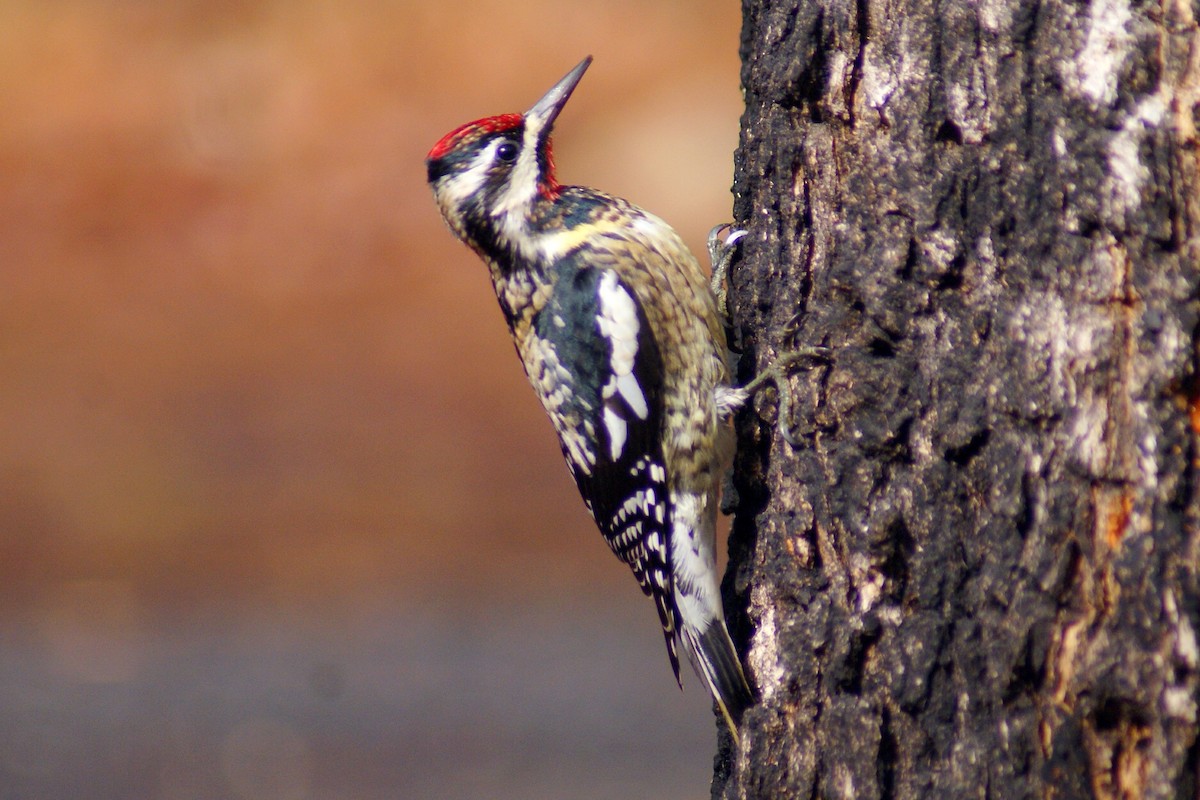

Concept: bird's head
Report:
left=426, top=56, right=592, bottom=248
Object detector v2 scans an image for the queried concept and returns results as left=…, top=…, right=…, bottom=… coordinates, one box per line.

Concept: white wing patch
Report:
left=596, top=271, right=649, bottom=461
left=602, top=405, right=628, bottom=461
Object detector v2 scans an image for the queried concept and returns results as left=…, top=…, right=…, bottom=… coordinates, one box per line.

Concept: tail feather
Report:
left=683, top=622, right=755, bottom=744
left=650, top=591, right=683, bottom=689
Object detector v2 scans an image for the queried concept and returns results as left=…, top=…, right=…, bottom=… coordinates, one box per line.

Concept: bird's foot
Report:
left=707, top=223, right=747, bottom=320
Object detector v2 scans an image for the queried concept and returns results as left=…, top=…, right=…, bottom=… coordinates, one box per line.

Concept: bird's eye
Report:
left=496, top=142, right=518, bottom=163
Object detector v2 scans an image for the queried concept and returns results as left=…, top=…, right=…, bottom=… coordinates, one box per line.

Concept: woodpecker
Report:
left=426, top=56, right=759, bottom=740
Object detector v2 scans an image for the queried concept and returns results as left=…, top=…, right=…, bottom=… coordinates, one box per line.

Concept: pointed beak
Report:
left=524, top=56, right=592, bottom=135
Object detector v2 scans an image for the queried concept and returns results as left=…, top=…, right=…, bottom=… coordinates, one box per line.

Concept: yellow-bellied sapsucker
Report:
left=426, top=56, right=757, bottom=740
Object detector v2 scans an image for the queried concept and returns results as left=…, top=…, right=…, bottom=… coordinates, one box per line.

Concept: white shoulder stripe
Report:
left=596, top=271, right=648, bottom=417
left=596, top=271, right=650, bottom=461
left=596, top=272, right=638, bottom=366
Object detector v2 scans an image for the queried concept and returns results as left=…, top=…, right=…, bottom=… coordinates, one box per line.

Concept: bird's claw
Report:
left=707, top=224, right=747, bottom=319
left=742, top=346, right=831, bottom=446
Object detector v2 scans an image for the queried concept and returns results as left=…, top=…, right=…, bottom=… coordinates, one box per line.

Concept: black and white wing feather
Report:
left=521, top=260, right=681, bottom=682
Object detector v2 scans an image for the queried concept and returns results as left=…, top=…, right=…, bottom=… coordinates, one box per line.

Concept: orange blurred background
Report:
left=0, top=2, right=743, bottom=797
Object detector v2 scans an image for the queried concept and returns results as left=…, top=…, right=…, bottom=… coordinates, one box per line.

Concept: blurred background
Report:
left=0, top=1, right=743, bottom=797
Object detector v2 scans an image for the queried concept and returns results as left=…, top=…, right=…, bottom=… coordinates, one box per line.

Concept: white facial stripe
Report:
left=435, top=139, right=501, bottom=210
left=494, top=126, right=542, bottom=222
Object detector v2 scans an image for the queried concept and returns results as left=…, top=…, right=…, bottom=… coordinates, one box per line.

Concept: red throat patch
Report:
left=539, top=139, right=560, bottom=201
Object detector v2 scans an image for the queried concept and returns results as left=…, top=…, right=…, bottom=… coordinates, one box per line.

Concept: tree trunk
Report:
left=717, top=1, right=1200, bottom=798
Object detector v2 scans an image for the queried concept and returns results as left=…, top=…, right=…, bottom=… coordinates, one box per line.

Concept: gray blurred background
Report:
left=0, top=2, right=744, bottom=797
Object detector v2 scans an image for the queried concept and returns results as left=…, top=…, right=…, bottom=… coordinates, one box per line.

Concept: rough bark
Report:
left=717, top=1, right=1200, bottom=798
